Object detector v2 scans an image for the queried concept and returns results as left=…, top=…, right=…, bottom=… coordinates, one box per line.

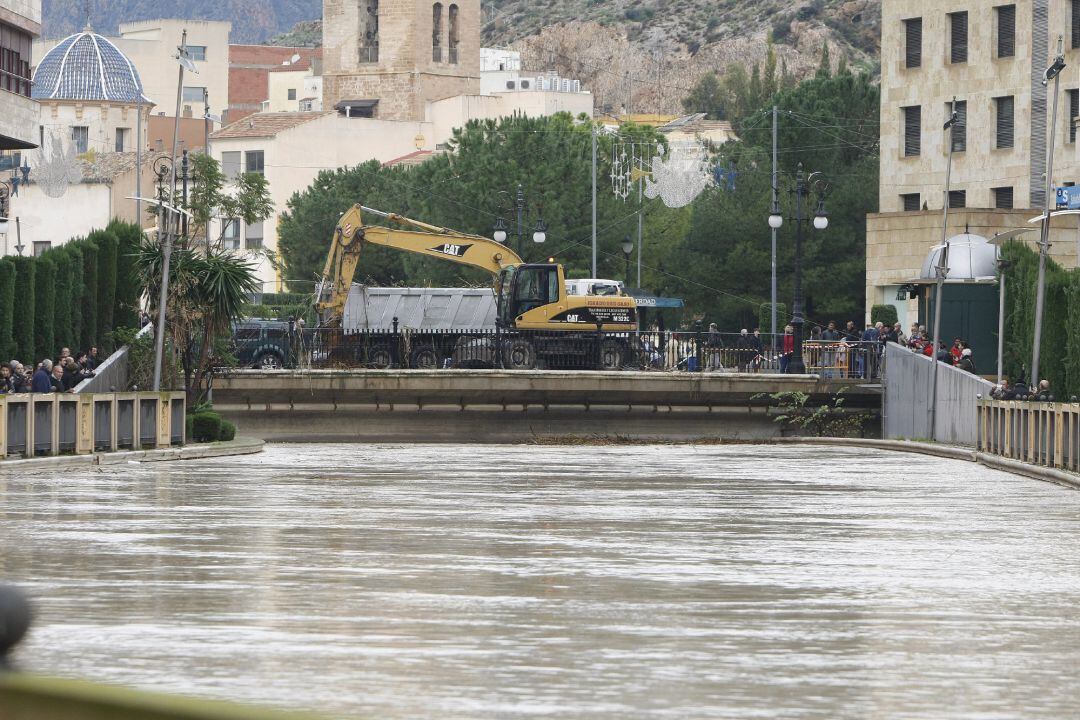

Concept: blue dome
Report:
left=33, top=32, right=150, bottom=103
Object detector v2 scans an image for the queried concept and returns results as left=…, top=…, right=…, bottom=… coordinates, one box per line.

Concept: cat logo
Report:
left=565, top=314, right=580, bottom=323
left=431, top=243, right=472, bottom=257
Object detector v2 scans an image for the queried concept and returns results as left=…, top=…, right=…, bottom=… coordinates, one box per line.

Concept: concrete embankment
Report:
left=0, top=437, right=264, bottom=473
left=212, top=369, right=880, bottom=443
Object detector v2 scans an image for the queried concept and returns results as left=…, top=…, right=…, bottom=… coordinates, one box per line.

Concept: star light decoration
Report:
left=643, top=141, right=712, bottom=209
left=35, top=131, right=82, bottom=199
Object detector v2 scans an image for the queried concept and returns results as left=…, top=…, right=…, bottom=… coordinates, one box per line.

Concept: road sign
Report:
left=1056, top=185, right=1080, bottom=209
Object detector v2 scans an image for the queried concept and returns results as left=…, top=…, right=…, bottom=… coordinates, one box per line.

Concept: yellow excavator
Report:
left=314, top=204, right=639, bottom=369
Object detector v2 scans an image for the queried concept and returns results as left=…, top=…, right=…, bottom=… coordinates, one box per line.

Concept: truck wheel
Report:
left=410, top=348, right=439, bottom=369
left=256, top=353, right=283, bottom=370
left=504, top=339, right=537, bottom=370
left=367, top=346, right=393, bottom=369
left=599, top=340, right=624, bottom=370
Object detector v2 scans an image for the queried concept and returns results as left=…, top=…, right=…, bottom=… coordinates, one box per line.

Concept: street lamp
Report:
left=768, top=199, right=783, bottom=230
left=621, top=236, right=634, bottom=284
left=492, top=216, right=508, bottom=244
left=782, top=164, right=829, bottom=375
left=492, top=184, right=545, bottom=257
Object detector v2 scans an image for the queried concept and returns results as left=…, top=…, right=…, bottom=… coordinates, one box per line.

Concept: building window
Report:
left=432, top=3, right=443, bottom=62
left=1073, top=0, right=1080, bottom=50
left=904, top=18, right=922, bottom=69
left=996, top=5, right=1016, bottom=58
left=245, top=222, right=264, bottom=250
left=947, top=100, right=966, bottom=152
left=187, top=45, right=207, bottom=62
left=221, top=151, right=241, bottom=180
left=949, top=12, right=968, bottom=64
left=0, top=21, right=33, bottom=97
left=360, top=0, right=379, bottom=63
left=245, top=150, right=264, bottom=175
left=948, top=190, right=966, bottom=209
left=1068, top=89, right=1079, bottom=144
left=448, top=4, right=459, bottom=64
left=903, top=105, right=921, bottom=157
left=288, top=88, right=297, bottom=101
left=32, top=241, right=51, bottom=257
left=901, top=193, right=921, bottom=212
left=182, top=86, right=206, bottom=103
left=995, top=96, right=1014, bottom=149
left=115, top=128, right=129, bottom=153
left=993, top=187, right=1014, bottom=209
left=72, top=126, right=89, bottom=154
left=222, top=218, right=240, bottom=250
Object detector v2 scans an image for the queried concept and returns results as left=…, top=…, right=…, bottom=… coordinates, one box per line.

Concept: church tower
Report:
left=323, top=0, right=480, bottom=121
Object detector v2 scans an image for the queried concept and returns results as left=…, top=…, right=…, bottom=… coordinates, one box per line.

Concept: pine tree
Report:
left=817, top=42, right=831, bottom=79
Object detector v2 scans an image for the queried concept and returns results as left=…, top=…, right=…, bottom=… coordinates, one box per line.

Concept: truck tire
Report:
left=366, top=345, right=393, bottom=369
left=599, top=340, right=624, bottom=370
left=256, top=352, right=283, bottom=370
left=503, top=338, right=537, bottom=370
left=410, top=348, right=439, bottom=369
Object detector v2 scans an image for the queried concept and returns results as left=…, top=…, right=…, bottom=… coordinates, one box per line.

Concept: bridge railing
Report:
left=978, top=399, right=1080, bottom=472
left=0, top=392, right=186, bottom=460
left=267, top=327, right=883, bottom=377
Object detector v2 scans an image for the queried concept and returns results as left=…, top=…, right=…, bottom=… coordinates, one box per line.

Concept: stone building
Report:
left=0, top=0, right=39, bottom=154
left=867, top=0, right=1080, bottom=330
left=322, top=0, right=481, bottom=121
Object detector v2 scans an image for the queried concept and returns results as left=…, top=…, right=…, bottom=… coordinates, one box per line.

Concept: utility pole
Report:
left=930, top=100, right=960, bottom=441
left=636, top=162, right=643, bottom=288
left=136, top=92, right=143, bottom=222
left=1032, top=38, right=1066, bottom=386
left=170, top=30, right=188, bottom=210
left=591, top=121, right=597, bottom=277
left=771, top=105, right=779, bottom=339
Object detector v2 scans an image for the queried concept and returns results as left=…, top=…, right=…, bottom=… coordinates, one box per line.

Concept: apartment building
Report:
left=0, top=0, right=39, bottom=152
left=867, top=0, right=1080, bottom=328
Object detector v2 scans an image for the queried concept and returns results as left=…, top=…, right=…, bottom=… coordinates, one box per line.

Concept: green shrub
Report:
left=758, top=303, right=787, bottom=334
left=0, top=258, right=15, bottom=360
left=870, top=304, right=898, bottom=327
left=50, top=250, right=74, bottom=351
left=89, top=229, right=118, bottom=352
left=33, top=255, right=56, bottom=361
left=10, top=256, right=34, bottom=363
left=65, top=244, right=85, bottom=348
left=190, top=411, right=222, bottom=443
left=78, top=238, right=99, bottom=351
left=185, top=413, right=194, bottom=442
left=108, top=219, right=143, bottom=330
left=218, top=420, right=236, bottom=442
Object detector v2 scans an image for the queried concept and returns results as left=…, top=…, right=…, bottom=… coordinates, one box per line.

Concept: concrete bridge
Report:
left=213, top=370, right=881, bottom=443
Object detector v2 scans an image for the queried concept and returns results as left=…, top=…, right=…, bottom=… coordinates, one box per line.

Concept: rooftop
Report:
left=33, top=31, right=151, bottom=104
left=211, top=111, right=329, bottom=140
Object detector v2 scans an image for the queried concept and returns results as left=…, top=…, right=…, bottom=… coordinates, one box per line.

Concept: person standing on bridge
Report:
left=779, top=325, right=794, bottom=373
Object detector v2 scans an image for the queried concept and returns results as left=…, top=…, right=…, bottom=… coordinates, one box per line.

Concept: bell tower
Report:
left=323, top=0, right=480, bottom=121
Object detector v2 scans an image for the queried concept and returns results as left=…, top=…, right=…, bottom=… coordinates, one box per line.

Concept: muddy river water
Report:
left=2, top=443, right=1079, bottom=719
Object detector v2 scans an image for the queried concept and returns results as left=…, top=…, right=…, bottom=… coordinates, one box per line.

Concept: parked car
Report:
left=231, top=319, right=295, bottom=369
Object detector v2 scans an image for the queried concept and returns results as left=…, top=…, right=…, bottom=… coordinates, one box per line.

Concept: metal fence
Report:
left=883, top=341, right=993, bottom=445
left=0, top=392, right=186, bottom=460
left=282, top=328, right=884, bottom=376
left=978, top=399, right=1080, bottom=472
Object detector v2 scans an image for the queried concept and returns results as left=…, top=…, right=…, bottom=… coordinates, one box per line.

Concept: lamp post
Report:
left=621, top=237, right=634, bottom=285
left=492, top=184, right=545, bottom=258
left=778, top=165, right=829, bottom=374
left=152, top=156, right=176, bottom=392
left=1031, top=38, right=1066, bottom=386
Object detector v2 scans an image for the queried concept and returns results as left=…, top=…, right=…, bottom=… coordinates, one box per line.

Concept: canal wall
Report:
left=0, top=438, right=264, bottom=473
left=212, top=370, right=880, bottom=443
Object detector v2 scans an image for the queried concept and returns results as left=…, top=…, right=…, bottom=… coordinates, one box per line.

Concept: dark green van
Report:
left=231, top=320, right=295, bottom=369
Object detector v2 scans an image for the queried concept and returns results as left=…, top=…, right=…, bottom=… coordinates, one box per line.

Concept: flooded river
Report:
left=2, top=444, right=1080, bottom=719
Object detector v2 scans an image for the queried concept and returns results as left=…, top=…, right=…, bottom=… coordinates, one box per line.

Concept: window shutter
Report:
left=950, top=101, right=967, bottom=152
left=998, top=5, right=1015, bottom=58
left=905, top=18, right=922, bottom=69
left=904, top=106, right=921, bottom=157
left=996, top=96, right=1014, bottom=149
left=902, top=193, right=921, bottom=212
left=948, top=190, right=966, bottom=209
left=993, top=187, right=1014, bottom=209
left=1073, top=0, right=1080, bottom=49
left=1070, top=89, right=1079, bottom=144
left=950, top=12, right=968, bottom=64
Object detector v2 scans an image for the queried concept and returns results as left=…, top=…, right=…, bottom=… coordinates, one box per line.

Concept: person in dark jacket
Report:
left=50, top=365, right=66, bottom=392
left=31, top=360, right=54, bottom=393
left=956, top=347, right=977, bottom=374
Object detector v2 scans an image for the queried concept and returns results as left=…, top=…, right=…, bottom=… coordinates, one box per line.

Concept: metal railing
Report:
left=261, top=328, right=884, bottom=376
left=979, top=399, right=1080, bottom=472
left=75, top=323, right=154, bottom=393
left=0, top=392, right=186, bottom=460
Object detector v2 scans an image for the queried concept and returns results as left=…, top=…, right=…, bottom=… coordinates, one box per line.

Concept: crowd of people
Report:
left=0, top=346, right=100, bottom=394
left=887, top=322, right=979, bottom=374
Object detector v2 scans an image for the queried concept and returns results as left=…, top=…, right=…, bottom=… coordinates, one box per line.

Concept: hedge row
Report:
left=2, top=220, right=144, bottom=364
left=1000, top=241, right=1080, bottom=397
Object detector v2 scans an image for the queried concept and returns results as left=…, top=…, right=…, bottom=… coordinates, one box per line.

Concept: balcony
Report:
left=0, top=90, right=38, bottom=150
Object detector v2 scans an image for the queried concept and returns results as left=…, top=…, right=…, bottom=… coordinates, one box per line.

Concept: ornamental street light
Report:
left=492, top=184, right=545, bottom=257
left=780, top=164, right=829, bottom=375
left=621, top=236, right=634, bottom=285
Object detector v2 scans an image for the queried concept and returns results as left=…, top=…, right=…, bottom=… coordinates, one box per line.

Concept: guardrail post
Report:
left=156, top=393, right=172, bottom=448
left=0, top=396, right=6, bottom=459
left=75, top=394, right=93, bottom=454
left=391, top=316, right=400, bottom=368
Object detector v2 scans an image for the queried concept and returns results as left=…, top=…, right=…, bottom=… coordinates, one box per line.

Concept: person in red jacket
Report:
left=950, top=338, right=963, bottom=365
left=779, top=324, right=795, bottom=373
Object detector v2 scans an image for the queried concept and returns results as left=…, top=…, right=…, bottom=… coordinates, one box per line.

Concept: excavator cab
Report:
left=495, top=264, right=561, bottom=327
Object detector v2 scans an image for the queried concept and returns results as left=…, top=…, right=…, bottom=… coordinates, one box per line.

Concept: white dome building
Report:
left=32, top=30, right=154, bottom=156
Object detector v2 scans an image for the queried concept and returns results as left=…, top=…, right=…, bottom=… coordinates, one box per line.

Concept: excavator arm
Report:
left=315, top=204, right=523, bottom=328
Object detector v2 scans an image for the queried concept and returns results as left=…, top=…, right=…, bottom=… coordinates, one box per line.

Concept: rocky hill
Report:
left=47, top=0, right=880, bottom=112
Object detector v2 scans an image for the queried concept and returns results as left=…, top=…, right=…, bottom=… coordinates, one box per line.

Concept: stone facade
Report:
left=323, top=0, right=481, bottom=121
left=869, top=0, right=1080, bottom=320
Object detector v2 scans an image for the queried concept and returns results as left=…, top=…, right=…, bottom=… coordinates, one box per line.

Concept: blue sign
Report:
left=1056, top=186, right=1080, bottom=210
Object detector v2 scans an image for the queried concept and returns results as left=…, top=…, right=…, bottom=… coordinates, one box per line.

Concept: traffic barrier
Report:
left=0, top=392, right=185, bottom=460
